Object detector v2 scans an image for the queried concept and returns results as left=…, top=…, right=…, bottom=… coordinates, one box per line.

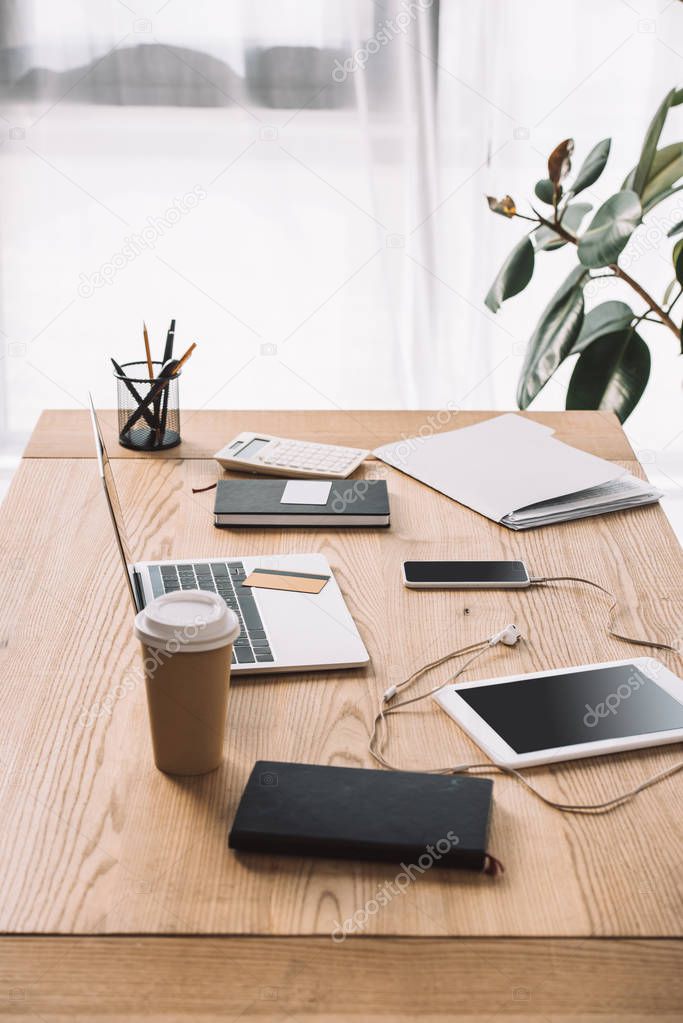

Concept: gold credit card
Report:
left=243, top=568, right=330, bottom=594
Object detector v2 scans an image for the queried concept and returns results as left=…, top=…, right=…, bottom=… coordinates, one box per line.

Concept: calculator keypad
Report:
left=215, top=434, right=370, bottom=479
left=259, top=441, right=365, bottom=475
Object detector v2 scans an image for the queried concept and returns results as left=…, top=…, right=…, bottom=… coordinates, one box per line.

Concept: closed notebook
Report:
left=229, top=760, right=496, bottom=873
left=214, top=479, right=390, bottom=527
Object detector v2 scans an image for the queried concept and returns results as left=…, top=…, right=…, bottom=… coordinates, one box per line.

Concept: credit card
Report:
left=243, top=568, right=330, bottom=594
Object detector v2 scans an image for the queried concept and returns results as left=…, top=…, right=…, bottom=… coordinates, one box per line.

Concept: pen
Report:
left=111, top=357, right=156, bottom=430
left=159, top=319, right=176, bottom=443
left=162, top=318, right=175, bottom=365
left=143, top=320, right=162, bottom=441
left=122, top=343, right=198, bottom=435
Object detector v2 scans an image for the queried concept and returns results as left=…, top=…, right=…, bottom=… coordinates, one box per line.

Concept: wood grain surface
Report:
left=23, top=408, right=636, bottom=460
left=1, top=411, right=681, bottom=947
left=1, top=937, right=682, bottom=1020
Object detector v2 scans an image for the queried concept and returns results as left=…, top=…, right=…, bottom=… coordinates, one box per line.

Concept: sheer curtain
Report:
left=434, top=0, right=683, bottom=441
left=1, top=0, right=682, bottom=511
left=0, top=0, right=439, bottom=468
left=429, top=0, right=683, bottom=532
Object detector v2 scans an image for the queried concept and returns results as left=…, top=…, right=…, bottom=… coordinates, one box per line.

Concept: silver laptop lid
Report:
left=88, top=394, right=141, bottom=611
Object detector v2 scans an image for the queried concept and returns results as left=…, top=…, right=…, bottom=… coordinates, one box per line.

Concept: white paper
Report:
left=281, top=480, right=332, bottom=505
left=374, top=413, right=624, bottom=522
left=503, top=474, right=660, bottom=527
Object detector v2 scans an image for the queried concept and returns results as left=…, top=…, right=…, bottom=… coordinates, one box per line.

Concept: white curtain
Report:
left=1, top=0, right=682, bottom=470
left=435, top=0, right=683, bottom=454
left=0, top=0, right=439, bottom=461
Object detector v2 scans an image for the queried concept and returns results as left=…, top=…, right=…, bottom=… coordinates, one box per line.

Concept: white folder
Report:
left=374, top=414, right=657, bottom=528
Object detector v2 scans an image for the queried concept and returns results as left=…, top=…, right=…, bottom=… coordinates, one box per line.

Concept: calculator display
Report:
left=236, top=438, right=270, bottom=460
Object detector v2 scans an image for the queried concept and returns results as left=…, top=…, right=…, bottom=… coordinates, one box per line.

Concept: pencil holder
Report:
left=115, top=360, right=181, bottom=451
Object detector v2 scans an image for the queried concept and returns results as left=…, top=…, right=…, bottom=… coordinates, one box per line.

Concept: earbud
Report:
left=489, top=624, right=521, bottom=647
left=380, top=626, right=522, bottom=708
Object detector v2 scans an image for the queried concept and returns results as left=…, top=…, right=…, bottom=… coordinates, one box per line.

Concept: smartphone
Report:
left=402, top=560, right=531, bottom=589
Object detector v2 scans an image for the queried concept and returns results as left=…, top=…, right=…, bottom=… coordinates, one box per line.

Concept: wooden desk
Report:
left=2, top=410, right=682, bottom=1021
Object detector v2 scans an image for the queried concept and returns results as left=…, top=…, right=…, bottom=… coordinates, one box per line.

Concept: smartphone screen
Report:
left=403, top=560, right=530, bottom=585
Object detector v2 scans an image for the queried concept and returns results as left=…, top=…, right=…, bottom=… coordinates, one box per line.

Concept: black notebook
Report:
left=229, top=761, right=495, bottom=872
left=214, top=479, right=390, bottom=527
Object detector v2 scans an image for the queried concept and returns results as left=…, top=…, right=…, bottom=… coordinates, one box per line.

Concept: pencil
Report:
left=172, top=342, right=196, bottom=375
left=143, top=321, right=154, bottom=380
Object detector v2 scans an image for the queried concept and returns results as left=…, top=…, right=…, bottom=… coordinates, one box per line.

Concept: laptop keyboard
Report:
left=147, top=561, right=274, bottom=666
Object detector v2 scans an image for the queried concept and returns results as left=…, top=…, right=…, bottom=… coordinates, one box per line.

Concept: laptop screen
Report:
left=88, top=396, right=139, bottom=611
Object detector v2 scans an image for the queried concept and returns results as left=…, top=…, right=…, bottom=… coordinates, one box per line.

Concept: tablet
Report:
left=434, top=658, right=683, bottom=768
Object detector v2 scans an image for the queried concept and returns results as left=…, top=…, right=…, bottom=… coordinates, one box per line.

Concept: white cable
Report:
left=530, top=574, right=681, bottom=656
left=369, top=643, right=491, bottom=772
left=369, top=625, right=683, bottom=815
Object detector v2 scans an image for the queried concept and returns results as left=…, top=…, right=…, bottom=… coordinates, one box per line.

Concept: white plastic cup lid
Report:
left=134, top=590, right=240, bottom=653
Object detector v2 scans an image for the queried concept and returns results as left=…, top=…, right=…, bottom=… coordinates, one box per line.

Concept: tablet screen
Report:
left=457, top=664, right=683, bottom=754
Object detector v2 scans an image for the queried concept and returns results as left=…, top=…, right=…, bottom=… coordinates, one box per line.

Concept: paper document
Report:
left=373, top=414, right=660, bottom=529
left=502, top=475, right=660, bottom=529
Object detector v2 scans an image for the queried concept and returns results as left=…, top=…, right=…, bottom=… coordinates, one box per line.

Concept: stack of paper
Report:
left=502, top=474, right=659, bottom=529
left=374, top=414, right=661, bottom=530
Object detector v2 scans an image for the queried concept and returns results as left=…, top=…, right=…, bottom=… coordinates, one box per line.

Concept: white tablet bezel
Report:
left=434, top=657, right=683, bottom=768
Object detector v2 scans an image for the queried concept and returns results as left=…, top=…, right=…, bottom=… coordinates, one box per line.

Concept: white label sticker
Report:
left=280, top=480, right=332, bottom=505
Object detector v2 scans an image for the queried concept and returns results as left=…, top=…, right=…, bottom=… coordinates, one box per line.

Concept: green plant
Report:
left=484, top=87, right=683, bottom=421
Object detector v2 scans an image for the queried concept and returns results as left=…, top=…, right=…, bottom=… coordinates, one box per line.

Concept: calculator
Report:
left=214, top=432, right=370, bottom=479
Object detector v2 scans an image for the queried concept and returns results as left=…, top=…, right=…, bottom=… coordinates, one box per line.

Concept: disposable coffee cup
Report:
left=134, top=590, right=240, bottom=775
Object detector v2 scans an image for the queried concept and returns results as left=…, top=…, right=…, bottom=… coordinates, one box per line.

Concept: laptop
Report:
left=89, top=398, right=369, bottom=675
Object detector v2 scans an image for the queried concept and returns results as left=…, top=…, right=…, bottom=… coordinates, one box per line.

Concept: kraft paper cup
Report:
left=134, top=590, right=240, bottom=775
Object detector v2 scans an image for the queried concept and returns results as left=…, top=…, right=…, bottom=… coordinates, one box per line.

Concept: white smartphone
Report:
left=434, top=657, right=683, bottom=768
left=402, top=560, right=531, bottom=589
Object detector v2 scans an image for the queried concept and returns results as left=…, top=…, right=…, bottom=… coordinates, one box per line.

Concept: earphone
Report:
left=370, top=623, right=522, bottom=769
left=488, top=624, right=521, bottom=647
left=368, top=621, right=683, bottom=815
left=377, top=624, right=520, bottom=706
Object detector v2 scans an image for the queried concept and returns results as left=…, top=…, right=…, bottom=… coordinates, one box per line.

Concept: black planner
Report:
left=229, top=761, right=495, bottom=872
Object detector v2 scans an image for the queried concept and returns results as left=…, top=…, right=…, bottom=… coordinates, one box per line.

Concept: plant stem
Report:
left=642, top=313, right=668, bottom=324
left=535, top=215, right=680, bottom=340
left=609, top=264, right=679, bottom=336
left=668, top=287, right=683, bottom=315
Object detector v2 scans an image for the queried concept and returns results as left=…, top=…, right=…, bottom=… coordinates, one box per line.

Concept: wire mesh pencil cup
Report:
left=114, top=360, right=181, bottom=451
